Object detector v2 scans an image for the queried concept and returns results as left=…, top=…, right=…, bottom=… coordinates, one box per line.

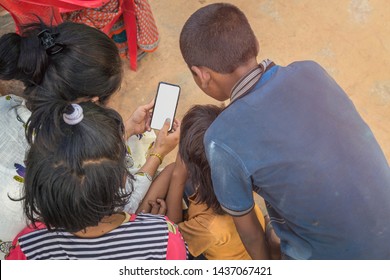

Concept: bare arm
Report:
left=136, top=163, right=174, bottom=213
left=233, top=208, right=270, bottom=260
left=137, top=118, right=180, bottom=177
left=264, top=214, right=281, bottom=259
left=165, top=154, right=188, bottom=223
left=134, top=119, right=180, bottom=213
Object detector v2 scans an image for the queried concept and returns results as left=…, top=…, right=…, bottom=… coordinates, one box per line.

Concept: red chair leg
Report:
left=122, top=0, right=138, bottom=71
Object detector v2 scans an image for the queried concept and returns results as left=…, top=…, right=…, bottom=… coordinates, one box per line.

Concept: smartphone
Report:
left=150, top=82, right=181, bottom=131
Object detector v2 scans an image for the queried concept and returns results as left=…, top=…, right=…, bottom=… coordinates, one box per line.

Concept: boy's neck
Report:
left=233, top=58, right=259, bottom=80
left=212, top=58, right=259, bottom=100
left=72, top=212, right=127, bottom=238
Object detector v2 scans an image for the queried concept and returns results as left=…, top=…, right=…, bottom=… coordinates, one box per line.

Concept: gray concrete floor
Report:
left=1, top=0, right=389, bottom=166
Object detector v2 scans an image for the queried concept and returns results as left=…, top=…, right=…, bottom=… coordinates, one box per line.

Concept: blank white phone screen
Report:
left=150, top=82, right=180, bottom=130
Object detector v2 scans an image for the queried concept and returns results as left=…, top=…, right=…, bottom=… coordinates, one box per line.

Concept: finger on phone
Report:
left=146, top=112, right=153, bottom=131
left=171, top=119, right=181, bottom=130
left=160, top=118, right=171, bottom=133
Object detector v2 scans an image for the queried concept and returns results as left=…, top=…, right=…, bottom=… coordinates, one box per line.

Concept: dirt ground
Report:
left=1, top=0, right=389, bottom=165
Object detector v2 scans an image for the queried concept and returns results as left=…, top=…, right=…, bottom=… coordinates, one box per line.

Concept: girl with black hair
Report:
left=170, top=105, right=267, bottom=259
left=0, top=21, right=178, bottom=258
left=6, top=101, right=186, bottom=259
left=143, top=105, right=278, bottom=260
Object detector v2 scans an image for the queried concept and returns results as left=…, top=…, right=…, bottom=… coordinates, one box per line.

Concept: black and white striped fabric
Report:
left=18, top=213, right=169, bottom=260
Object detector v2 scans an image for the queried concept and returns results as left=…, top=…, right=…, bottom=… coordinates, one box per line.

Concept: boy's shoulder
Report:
left=287, top=60, right=329, bottom=77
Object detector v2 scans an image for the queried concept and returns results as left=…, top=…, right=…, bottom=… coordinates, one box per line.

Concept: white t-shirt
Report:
left=0, top=94, right=30, bottom=259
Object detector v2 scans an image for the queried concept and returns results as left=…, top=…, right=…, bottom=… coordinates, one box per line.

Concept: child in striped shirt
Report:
left=6, top=101, right=187, bottom=260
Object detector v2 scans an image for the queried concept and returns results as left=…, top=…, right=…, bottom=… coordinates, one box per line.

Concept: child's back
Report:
left=179, top=193, right=264, bottom=259
left=8, top=213, right=185, bottom=260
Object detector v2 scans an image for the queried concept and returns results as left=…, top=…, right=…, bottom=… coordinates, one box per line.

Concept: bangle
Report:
left=149, top=152, right=163, bottom=165
left=135, top=171, right=153, bottom=181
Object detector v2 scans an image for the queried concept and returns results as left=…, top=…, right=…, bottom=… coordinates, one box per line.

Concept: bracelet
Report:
left=135, top=171, right=153, bottom=181
left=149, top=152, right=163, bottom=165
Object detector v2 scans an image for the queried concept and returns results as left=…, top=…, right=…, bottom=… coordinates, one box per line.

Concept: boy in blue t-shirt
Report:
left=179, top=3, right=390, bottom=259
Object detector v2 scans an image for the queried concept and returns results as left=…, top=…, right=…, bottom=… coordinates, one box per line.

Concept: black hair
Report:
left=0, top=33, right=26, bottom=81
left=180, top=3, right=258, bottom=74
left=179, top=104, right=224, bottom=215
left=23, top=100, right=132, bottom=232
left=0, top=21, right=122, bottom=106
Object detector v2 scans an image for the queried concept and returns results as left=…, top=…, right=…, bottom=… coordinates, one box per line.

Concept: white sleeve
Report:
left=123, top=173, right=152, bottom=213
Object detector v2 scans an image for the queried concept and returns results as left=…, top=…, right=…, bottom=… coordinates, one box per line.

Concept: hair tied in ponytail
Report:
left=37, top=29, right=64, bottom=55
left=63, top=104, right=84, bottom=125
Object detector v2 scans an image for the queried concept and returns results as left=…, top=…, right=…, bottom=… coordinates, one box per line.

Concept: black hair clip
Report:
left=37, top=29, right=64, bottom=55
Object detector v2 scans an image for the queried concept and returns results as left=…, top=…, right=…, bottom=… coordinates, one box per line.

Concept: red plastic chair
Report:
left=0, top=0, right=138, bottom=70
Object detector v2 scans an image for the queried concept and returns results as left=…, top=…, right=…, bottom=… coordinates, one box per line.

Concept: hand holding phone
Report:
left=150, top=82, right=180, bottom=131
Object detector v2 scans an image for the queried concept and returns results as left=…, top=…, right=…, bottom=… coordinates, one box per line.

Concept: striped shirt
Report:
left=17, top=214, right=176, bottom=260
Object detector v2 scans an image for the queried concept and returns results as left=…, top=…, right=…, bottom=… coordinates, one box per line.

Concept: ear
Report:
left=191, top=66, right=211, bottom=89
left=255, top=40, right=260, bottom=54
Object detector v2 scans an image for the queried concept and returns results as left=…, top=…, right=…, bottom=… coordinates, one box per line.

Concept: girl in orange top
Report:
left=164, top=105, right=272, bottom=259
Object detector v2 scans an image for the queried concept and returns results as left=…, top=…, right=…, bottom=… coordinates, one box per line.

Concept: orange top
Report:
left=178, top=193, right=265, bottom=260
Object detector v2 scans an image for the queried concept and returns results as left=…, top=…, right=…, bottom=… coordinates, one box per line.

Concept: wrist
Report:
left=149, top=152, right=164, bottom=165
left=125, top=125, right=136, bottom=139
left=150, top=147, right=167, bottom=158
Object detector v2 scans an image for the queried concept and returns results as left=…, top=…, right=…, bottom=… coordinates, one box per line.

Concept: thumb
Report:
left=145, top=98, right=155, bottom=110
left=161, top=118, right=171, bottom=133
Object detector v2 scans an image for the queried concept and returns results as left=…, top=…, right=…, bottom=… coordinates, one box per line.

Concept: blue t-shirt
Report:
left=204, top=61, right=390, bottom=259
